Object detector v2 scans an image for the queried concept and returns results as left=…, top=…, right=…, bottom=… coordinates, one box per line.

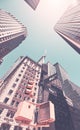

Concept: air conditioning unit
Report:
left=38, top=101, right=55, bottom=124
left=14, top=101, right=34, bottom=125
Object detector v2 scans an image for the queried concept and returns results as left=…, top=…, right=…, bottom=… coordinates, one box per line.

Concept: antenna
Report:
left=44, top=49, right=47, bottom=57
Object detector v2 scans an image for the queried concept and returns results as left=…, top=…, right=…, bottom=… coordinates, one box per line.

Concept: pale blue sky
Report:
left=0, top=0, right=80, bottom=86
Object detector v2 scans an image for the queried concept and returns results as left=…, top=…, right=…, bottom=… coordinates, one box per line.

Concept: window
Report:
left=0, top=123, right=11, bottom=130
left=0, top=108, right=4, bottom=114
left=35, top=83, right=38, bottom=85
left=32, top=99, right=35, bottom=102
left=34, top=87, right=37, bottom=90
left=11, top=100, right=15, bottom=106
left=6, top=110, right=14, bottom=118
left=28, top=105, right=31, bottom=108
left=15, top=78, right=19, bottom=82
left=21, top=70, right=23, bottom=73
left=27, top=97, right=30, bottom=100
left=14, top=126, right=22, bottom=130
left=15, top=102, right=19, bottom=107
left=18, top=74, right=21, bottom=77
left=15, top=93, right=18, bottom=98
left=12, top=83, right=16, bottom=88
left=8, top=90, right=13, bottom=95
left=34, top=93, right=36, bottom=96
left=18, top=94, right=21, bottom=98
left=3, top=97, right=9, bottom=103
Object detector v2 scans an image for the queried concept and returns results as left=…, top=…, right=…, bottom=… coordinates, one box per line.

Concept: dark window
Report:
left=15, top=102, right=19, bottom=107
left=27, top=97, right=30, bottom=100
left=35, top=83, right=38, bottom=85
left=28, top=105, right=31, bottom=109
left=34, top=87, right=37, bottom=90
left=32, top=99, right=35, bottom=102
left=18, top=74, right=21, bottom=77
left=15, top=93, right=18, bottom=98
left=12, top=83, right=16, bottom=88
left=34, top=93, right=36, bottom=96
left=0, top=123, right=11, bottom=130
left=8, top=90, right=13, bottom=95
left=3, top=97, right=9, bottom=103
left=0, top=108, right=4, bottom=114
left=15, top=78, right=19, bottom=82
left=11, top=100, right=15, bottom=106
left=21, top=70, right=23, bottom=73
left=14, top=126, right=22, bottom=130
left=6, top=110, right=15, bottom=118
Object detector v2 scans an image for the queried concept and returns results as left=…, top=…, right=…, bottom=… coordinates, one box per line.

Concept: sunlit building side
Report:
left=54, top=4, right=80, bottom=54
left=0, top=9, right=27, bottom=62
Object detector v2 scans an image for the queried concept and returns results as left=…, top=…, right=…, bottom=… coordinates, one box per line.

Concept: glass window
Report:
left=3, top=97, right=9, bottom=103
left=16, top=102, right=19, bottom=107
left=14, top=126, right=22, bottom=130
left=18, top=74, right=21, bottom=77
left=0, top=108, right=4, bottom=114
left=15, top=78, right=19, bottom=82
left=0, top=123, right=11, bottom=130
left=32, top=99, right=35, bottom=102
left=8, top=90, right=13, bottom=95
left=12, top=83, right=16, bottom=88
left=11, top=100, right=15, bottom=106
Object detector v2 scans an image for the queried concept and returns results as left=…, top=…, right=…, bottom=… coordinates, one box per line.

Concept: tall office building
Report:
left=24, top=0, right=40, bottom=10
left=39, top=62, right=80, bottom=130
left=0, top=55, right=80, bottom=130
left=0, top=9, right=27, bottom=62
left=54, top=3, right=80, bottom=54
left=0, top=56, right=42, bottom=130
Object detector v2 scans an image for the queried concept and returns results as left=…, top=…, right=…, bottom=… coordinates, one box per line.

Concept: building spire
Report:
left=38, top=50, right=47, bottom=65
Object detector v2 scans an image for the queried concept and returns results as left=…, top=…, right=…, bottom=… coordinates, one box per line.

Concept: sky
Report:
left=0, top=0, right=80, bottom=86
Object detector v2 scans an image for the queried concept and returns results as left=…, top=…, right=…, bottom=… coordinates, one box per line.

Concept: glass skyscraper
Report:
left=0, top=9, right=27, bottom=62
left=54, top=3, right=80, bottom=54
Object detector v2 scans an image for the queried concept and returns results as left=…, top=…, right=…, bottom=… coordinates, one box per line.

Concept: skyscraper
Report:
left=54, top=4, right=80, bottom=54
left=0, top=9, right=27, bottom=62
left=0, top=55, right=80, bottom=130
left=24, top=0, right=40, bottom=10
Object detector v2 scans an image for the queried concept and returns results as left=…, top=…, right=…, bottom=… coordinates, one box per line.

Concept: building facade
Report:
left=24, top=0, right=40, bottom=10
left=0, top=56, right=42, bottom=130
left=0, top=9, right=27, bottom=62
left=0, top=56, right=80, bottom=130
left=40, top=62, right=80, bottom=130
left=54, top=4, right=80, bottom=54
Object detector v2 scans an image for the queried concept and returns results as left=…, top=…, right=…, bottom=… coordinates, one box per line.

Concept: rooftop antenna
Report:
left=38, top=50, right=47, bottom=65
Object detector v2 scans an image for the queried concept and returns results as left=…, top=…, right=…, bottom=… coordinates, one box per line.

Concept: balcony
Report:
left=25, top=88, right=32, bottom=94
left=28, top=80, right=34, bottom=85
left=26, top=84, right=33, bottom=89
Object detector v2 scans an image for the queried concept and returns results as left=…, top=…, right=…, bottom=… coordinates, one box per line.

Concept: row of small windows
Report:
left=6, top=110, right=15, bottom=118
left=3, top=97, right=19, bottom=107
left=0, top=123, right=26, bottom=130
left=3, top=95, right=35, bottom=110
left=23, top=60, right=41, bottom=72
left=0, top=124, right=30, bottom=130
left=0, top=32, right=23, bottom=43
